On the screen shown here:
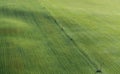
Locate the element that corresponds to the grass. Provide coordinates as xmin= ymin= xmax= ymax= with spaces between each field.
xmin=0 ymin=0 xmax=120 ymax=74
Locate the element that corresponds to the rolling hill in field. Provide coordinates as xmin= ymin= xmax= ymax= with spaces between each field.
xmin=0 ymin=0 xmax=120 ymax=74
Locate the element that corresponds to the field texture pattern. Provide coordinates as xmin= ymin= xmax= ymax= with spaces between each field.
xmin=0 ymin=0 xmax=120 ymax=74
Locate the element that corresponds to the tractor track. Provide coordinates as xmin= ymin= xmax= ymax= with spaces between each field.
xmin=41 ymin=6 xmax=99 ymax=71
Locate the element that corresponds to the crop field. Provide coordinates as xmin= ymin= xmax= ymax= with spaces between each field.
xmin=0 ymin=0 xmax=120 ymax=74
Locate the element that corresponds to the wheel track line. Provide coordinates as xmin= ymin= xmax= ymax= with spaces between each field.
xmin=53 ymin=16 xmax=98 ymax=70
xmin=41 ymin=6 xmax=98 ymax=70
xmin=31 ymin=14 xmax=69 ymax=71
xmin=32 ymin=14 xmax=88 ymax=72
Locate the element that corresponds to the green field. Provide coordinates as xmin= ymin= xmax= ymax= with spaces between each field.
xmin=0 ymin=0 xmax=120 ymax=74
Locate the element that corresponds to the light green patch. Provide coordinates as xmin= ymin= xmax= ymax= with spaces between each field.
xmin=0 ymin=18 xmax=32 ymax=29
